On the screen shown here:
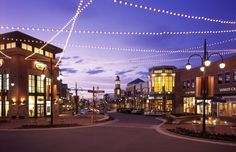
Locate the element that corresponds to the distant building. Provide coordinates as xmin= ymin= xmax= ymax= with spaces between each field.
xmin=0 ymin=31 xmax=62 ymax=118
xmin=114 ymin=75 xmax=121 ymax=97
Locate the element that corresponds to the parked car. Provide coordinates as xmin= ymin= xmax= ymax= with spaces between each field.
xmin=131 ymin=109 xmax=144 ymax=115
xmin=80 ymin=108 xmax=92 ymax=114
xmin=144 ymin=109 xmax=156 ymax=116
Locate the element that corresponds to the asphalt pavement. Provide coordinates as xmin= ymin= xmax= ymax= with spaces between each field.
xmin=0 ymin=112 xmax=235 ymax=152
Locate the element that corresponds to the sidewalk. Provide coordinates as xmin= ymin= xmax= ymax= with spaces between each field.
xmin=0 ymin=113 xmax=107 ymax=129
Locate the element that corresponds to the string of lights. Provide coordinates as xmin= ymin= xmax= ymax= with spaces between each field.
xmin=1 ymin=25 xmax=236 ymax=37
xmin=113 ymin=0 xmax=236 ymax=25
xmin=56 ymin=0 xmax=94 ymax=66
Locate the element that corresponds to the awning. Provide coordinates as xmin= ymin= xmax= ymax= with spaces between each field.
xmin=211 ymin=97 xmax=226 ymax=103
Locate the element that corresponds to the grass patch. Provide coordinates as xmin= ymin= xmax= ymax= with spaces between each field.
xmin=168 ymin=127 xmax=236 ymax=142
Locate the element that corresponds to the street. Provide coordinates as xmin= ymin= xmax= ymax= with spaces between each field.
xmin=0 ymin=113 xmax=235 ymax=152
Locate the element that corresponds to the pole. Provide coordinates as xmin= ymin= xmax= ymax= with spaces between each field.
xmin=202 ymin=39 xmax=207 ymax=132
xmin=75 ymin=82 xmax=78 ymax=114
xmin=92 ymin=86 xmax=95 ymax=123
xmin=50 ymin=58 xmax=53 ymax=125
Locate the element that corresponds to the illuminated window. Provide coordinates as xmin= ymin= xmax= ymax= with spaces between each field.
xmin=154 ymin=70 xmax=162 ymax=74
xmin=217 ymin=74 xmax=223 ymax=84
xmin=28 ymin=75 xmax=35 ymax=93
xmin=0 ymin=44 xmax=4 ymax=50
xmin=165 ymin=69 xmax=173 ymax=73
xmin=0 ymin=101 xmax=1 ymax=117
xmin=37 ymin=76 xmax=44 ymax=93
xmin=154 ymin=76 xmax=163 ymax=92
xmin=166 ymin=100 xmax=172 ymax=111
xmin=21 ymin=43 xmax=32 ymax=51
xmin=196 ymin=100 xmax=211 ymax=114
xmin=34 ymin=47 xmax=44 ymax=55
xmin=3 ymin=74 xmax=9 ymax=90
xmin=6 ymin=42 xmax=16 ymax=49
xmin=5 ymin=101 xmax=9 ymax=116
xmin=46 ymin=78 xmax=51 ymax=95
xmin=46 ymin=100 xmax=51 ymax=116
xmin=0 ymin=75 xmax=2 ymax=90
xmin=45 ymin=51 xmax=53 ymax=58
xmin=184 ymin=97 xmax=195 ymax=113
xmin=187 ymin=80 xmax=190 ymax=88
xmin=225 ymin=72 xmax=230 ymax=83
xmin=164 ymin=76 xmax=173 ymax=92
xmin=28 ymin=96 xmax=35 ymax=117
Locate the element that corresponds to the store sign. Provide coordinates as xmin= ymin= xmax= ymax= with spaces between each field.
xmin=185 ymin=91 xmax=195 ymax=95
xmin=35 ymin=61 xmax=47 ymax=70
xmin=219 ymin=87 xmax=236 ymax=92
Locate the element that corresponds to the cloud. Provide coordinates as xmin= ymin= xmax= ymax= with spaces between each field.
xmin=73 ymin=56 xmax=80 ymax=59
xmin=75 ymin=59 xmax=84 ymax=63
xmin=116 ymin=69 xmax=134 ymax=76
xmin=86 ymin=69 xmax=105 ymax=75
xmin=61 ymin=57 xmax=71 ymax=60
xmin=61 ymin=68 xmax=77 ymax=74
xmin=136 ymin=71 xmax=148 ymax=78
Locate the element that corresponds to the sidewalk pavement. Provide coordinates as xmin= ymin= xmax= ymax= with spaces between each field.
xmin=0 ymin=113 xmax=106 ymax=129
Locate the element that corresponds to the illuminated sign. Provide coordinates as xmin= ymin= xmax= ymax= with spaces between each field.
xmin=35 ymin=61 xmax=47 ymax=70
xmin=185 ymin=91 xmax=195 ymax=95
xmin=219 ymin=87 xmax=236 ymax=92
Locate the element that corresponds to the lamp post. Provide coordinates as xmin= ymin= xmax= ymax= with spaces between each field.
xmin=41 ymin=58 xmax=62 ymax=125
xmin=185 ymin=39 xmax=225 ymax=132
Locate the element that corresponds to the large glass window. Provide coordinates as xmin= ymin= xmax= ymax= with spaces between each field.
xmin=187 ymin=80 xmax=190 ymax=88
xmin=21 ymin=43 xmax=32 ymax=51
xmin=184 ymin=97 xmax=195 ymax=113
xmin=166 ymin=100 xmax=172 ymax=111
xmin=183 ymin=81 xmax=186 ymax=89
xmin=37 ymin=96 xmax=44 ymax=117
xmin=0 ymin=101 xmax=2 ymax=117
xmin=3 ymin=74 xmax=9 ymax=90
xmin=28 ymin=75 xmax=35 ymax=93
xmin=164 ymin=76 xmax=173 ymax=92
xmin=218 ymin=74 xmax=223 ymax=84
xmin=225 ymin=72 xmax=230 ymax=83
xmin=154 ymin=76 xmax=163 ymax=92
xmin=5 ymin=101 xmax=9 ymax=116
xmin=196 ymin=100 xmax=211 ymax=115
xmin=37 ymin=76 xmax=44 ymax=93
xmin=28 ymin=96 xmax=35 ymax=117
xmin=234 ymin=71 xmax=236 ymax=82
xmin=6 ymin=42 xmax=16 ymax=49
xmin=46 ymin=100 xmax=51 ymax=116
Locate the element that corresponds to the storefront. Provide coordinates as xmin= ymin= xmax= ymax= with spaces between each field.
xmin=148 ymin=95 xmax=174 ymax=112
xmin=183 ymin=97 xmax=195 ymax=113
xmin=217 ymin=96 xmax=236 ymax=117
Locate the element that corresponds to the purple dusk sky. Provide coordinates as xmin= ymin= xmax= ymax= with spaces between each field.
xmin=1 ymin=0 xmax=236 ymax=97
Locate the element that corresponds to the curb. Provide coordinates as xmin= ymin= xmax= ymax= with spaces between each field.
xmin=0 ymin=115 xmax=114 ymax=132
xmin=154 ymin=117 xmax=236 ymax=147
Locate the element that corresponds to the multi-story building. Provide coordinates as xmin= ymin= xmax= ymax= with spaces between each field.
xmin=0 ymin=31 xmax=62 ymax=119
xmin=125 ymin=78 xmax=149 ymax=109
xmin=175 ymin=56 xmax=236 ymax=119
xmin=148 ymin=66 xmax=176 ymax=112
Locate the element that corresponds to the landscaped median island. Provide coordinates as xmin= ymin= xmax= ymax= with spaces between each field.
xmin=167 ymin=127 xmax=236 ymax=142
xmin=159 ymin=113 xmax=236 ymax=143
xmin=18 ymin=123 xmax=80 ymax=129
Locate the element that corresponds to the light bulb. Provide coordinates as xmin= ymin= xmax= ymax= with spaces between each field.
xmin=186 ymin=63 xmax=191 ymax=70
xmin=219 ymin=62 xmax=225 ymax=69
xmin=200 ymin=66 xmax=205 ymax=72
xmin=204 ymin=60 xmax=211 ymax=66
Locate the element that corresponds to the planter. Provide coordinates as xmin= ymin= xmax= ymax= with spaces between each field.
xmin=192 ymin=123 xmax=201 ymax=132
xmin=230 ymin=126 xmax=236 ymax=135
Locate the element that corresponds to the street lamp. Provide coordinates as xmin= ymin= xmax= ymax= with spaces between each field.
xmin=41 ymin=58 xmax=62 ymax=125
xmin=185 ymin=39 xmax=225 ymax=132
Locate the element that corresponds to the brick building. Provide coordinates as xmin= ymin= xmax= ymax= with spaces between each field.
xmin=0 ymin=31 xmax=62 ymax=119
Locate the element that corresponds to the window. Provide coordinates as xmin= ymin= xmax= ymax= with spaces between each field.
xmin=225 ymin=72 xmax=230 ymax=83
xmin=165 ymin=69 xmax=173 ymax=73
xmin=187 ymin=80 xmax=190 ymax=88
xmin=154 ymin=70 xmax=162 ymax=74
xmin=3 ymin=74 xmax=9 ymax=90
xmin=191 ymin=79 xmax=195 ymax=88
xmin=234 ymin=71 xmax=236 ymax=82
xmin=21 ymin=43 xmax=32 ymax=51
xmin=46 ymin=100 xmax=51 ymax=116
xmin=28 ymin=96 xmax=35 ymax=117
xmin=0 ymin=44 xmax=4 ymax=50
xmin=183 ymin=81 xmax=186 ymax=89
xmin=218 ymin=74 xmax=223 ymax=84
xmin=34 ymin=47 xmax=44 ymax=55
xmin=28 ymin=75 xmax=35 ymax=93
xmin=0 ymin=75 xmax=2 ymax=90
xmin=37 ymin=76 xmax=44 ymax=93
xmin=166 ymin=100 xmax=172 ymax=111
xmin=45 ymin=51 xmax=53 ymax=58
xmin=184 ymin=97 xmax=195 ymax=113
xmin=164 ymin=76 xmax=173 ymax=92
xmin=6 ymin=42 xmax=16 ymax=49
xmin=154 ymin=76 xmax=163 ymax=92
xmin=46 ymin=78 xmax=51 ymax=95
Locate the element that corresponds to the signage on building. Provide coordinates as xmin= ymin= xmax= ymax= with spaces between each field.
xmin=148 ymin=96 xmax=163 ymax=100
xmin=185 ymin=91 xmax=195 ymax=95
xmin=219 ymin=87 xmax=236 ymax=93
